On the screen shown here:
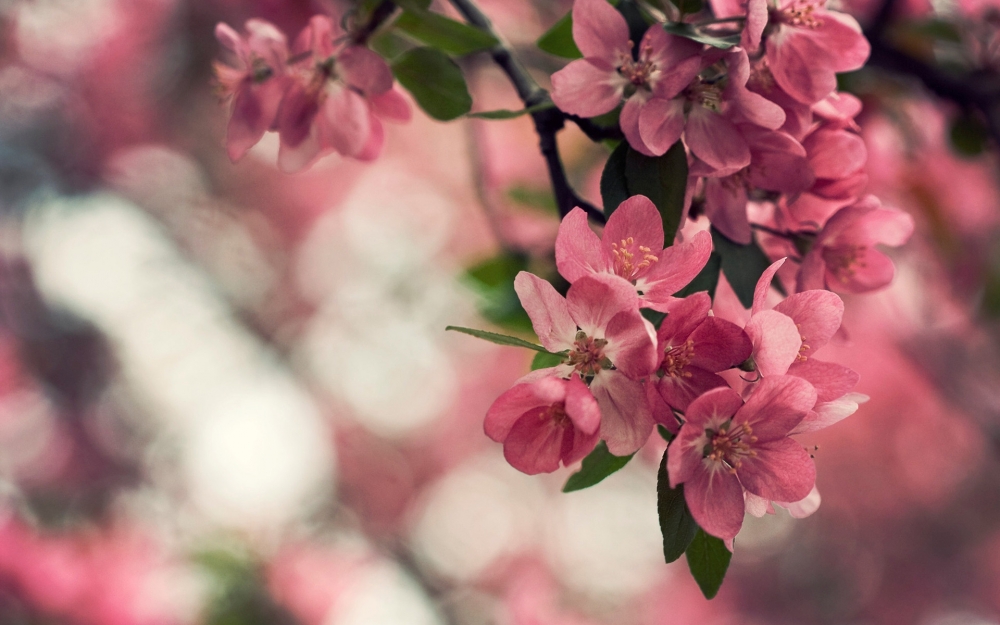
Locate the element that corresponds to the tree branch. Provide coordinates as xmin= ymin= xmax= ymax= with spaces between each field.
xmin=446 ymin=0 xmax=607 ymax=223
xmin=352 ymin=0 xmax=398 ymax=44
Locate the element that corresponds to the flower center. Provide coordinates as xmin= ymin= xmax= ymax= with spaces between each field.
xmin=796 ymin=323 xmax=811 ymax=361
xmin=541 ymin=403 xmax=570 ymax=427
xmin=611 ymin=237 xmax=658 ymax=282
xmin=704 ymin=421 xmax=758 ymax=473
xmin=567 ymin=331 xmax=611 ymax=376
xmin=684 ymin=78 xmax=724 ymax=112
xmin=774 ymin=0 xmax=823 ymax=28
xmin=659 ymin=339 xmax=695 ymax=378
xmin=824 ymin=244 xmax=868 ymax=282
xmin=617 ymin=42 xmax=658 ymax=89
xmin=251 ymin=56 xmax=274 ymax=82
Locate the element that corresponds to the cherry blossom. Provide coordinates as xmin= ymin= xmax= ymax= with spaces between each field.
xmin=667 ymin=375 xmax=817 ymax=540
xmin=652 ymin=293 xmax=753 ymax=423
xmin=485 ymin=374 xmax=601 ymax=474
xmin=798 ymin=196 xmax=915 ymax=293
xmin=555 ymin=196 xmax=712 ymax=310
xmin=214 ymin=20 xmax=290 ymax=162
xmin=514 ymin=271 xmax=659 ymax=455
xmin=276 ymin=16 xmax=410 ymax=172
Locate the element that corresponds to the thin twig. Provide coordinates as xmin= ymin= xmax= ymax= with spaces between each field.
xmin=446 ymin=0 xmax=607 ymax=223
xmin=352 ymin=0 xmax=398 ymax=44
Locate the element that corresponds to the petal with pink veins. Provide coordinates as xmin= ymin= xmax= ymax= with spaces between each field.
xmin=514 ymin=272 xmax=578 ymax=352
xmin=737 ymin=437 xmax=815 ymax=503
xmin=637 ymin=98 xmax=687 ymax=156
xmin=591 ymin=371 xmax=654 ymax=455
xmin=566 ymin=274 xmax=640 ymax=338
xmin=773 ymin=290 xmax=844 ymax=358
xmin=787 ymin=358 xmax=859 ymax=403
xmin=551 ymin=59 xmax=625 ymax=118
xmin=603 ymin=195 xmax=665 ymax=261
xmin=338 ymin=45 xmax=394 ymax=95
xmin=736 ymin=374 xmax=816 ymax=439
xmin=686 ymin=107 xmax=751 ymax=171
xmin=686 ymin=464 xmax=746 ymax=540
xmin=572 ymin=0 xmax=632 ymax=62
xmin=556 ymin=207 xmax=608 ymax=283
xmin=745 ymin=310 xmax=801 ymax=376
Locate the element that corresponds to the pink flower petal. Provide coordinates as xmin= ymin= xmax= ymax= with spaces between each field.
xmin=657 ymin=292 xmax=712 ymax=345
xmin=686 ymin=107 xmax=751 ymax=171
xmin=504 ymin=409 xmax=567 ymax=474
xmin=603 ymin=195 xmax=665 ymax=262
xmin=514 ymin=272 xmax=578 ymax=352
xmin=572 ymin=0 xmax=632 ymax=62
xmin=604 ymin=308 xmax=658 ymax=379
xmin=566 ymin=274 xmax=640 ymax=338
xmin=620 ymin=94 xmax=656 ymax=156
xmin=790 ymin=392 xmax=866 ymax=434
xmin=689 ymin=317 xmax=753 ymax=372
xmin=773 ymin=289 xmax=844 ymax=357
xmin=556 ymin=207 xmax=608 ymax=283
xmin=316 ymin=86 xmax=371 ymax=157
xmin=781 ymin=485 xmax=821 ymax=518
xmin=736 ymin=374 xmax=816 ymax=440
xmin=485 ymin=377 xmax=565 ymax=442
xmin=745 ymin=309 xmax=801 ymax=376
xmin=637 ymin=97 xmax=687 ymax=156
xmin=641 ymin=230 xmax=713 ymax=306
xmin=277 ymin=80 xmax=320 ymax=150
xmin=787 ymin=358 xmax=859 ymax=402
xmin=737 ymin=436 xmax=815 ymax=503
xmin=686 ymin=464 xmax=746 ymax=540
xmin=822 ymin=245 xmax=896 ymax=293
xmin=766 ymin=30 xmax=838 ymax=104
xmin=551 ymin=59 xmax=625 ymax=118
xmin=704 ymin=176 xmax=752 ymax=245
xmin=565 ymin=374 xmax=602 ymax=435
xmin=338 ymin=45 xmax=393 ymax=95
xmin=657 ymin=366 xmax=729 ymax=411
xmin=370 ymin=88 xmax=412 ymax=122
xmin=592 ymin=371 xmax=654 ymax=455
xmin=684 ymin=386 xmax=744 ymax=428
xmin=753 ymin=259 xmax=787 ymax=315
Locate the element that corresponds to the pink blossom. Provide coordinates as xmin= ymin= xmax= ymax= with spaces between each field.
xmin=698 ymin=124 xmax=814 ymax=244
xmin=667 ymin=375 xmax=817 ymax=540
xmin=798 ymin=196 xmax=915 ymax=293
xmin=623 ymin=48 xmax=786 ymax=168
xmin=555 ymin=196 xmax=712 ymax=310
xmin=276 ymin=15 xmax=410 ymax=172
xmin=550 ymin=0 xmax=703 ymax=136
xmin=485 ymin=374 xmax=601 ymax=474
xmin=514 ymin=271 xmax=659 ymax=454
xmin=214 ymin=20 xmax=290 ymax=162
xmin=652 ymin=292 xmax=753 ymax=422
xmin=764 ymin=0 xmax=871 ymax=104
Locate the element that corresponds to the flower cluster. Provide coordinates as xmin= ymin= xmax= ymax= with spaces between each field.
xmin=214 ymin=16 xmax=410 ymax=173
xmin=551 ymin=0 xmax=913 ymax=293
xmin=487 ymin=195 xmax=869 ymax=541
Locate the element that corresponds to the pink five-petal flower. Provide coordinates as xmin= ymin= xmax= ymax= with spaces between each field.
xmin=797 ymin=196 xmax=915 ymax=293
xmin=551 ymin=0 xmax=703 ymax=141
xmin=742 ymin=259 xmax=801 ymax=376
xmin=667 ymin=375 xmax=817 ymax=540
xmin=764 ymin=0 xmax=871 ymax=104
xmin=514 ymin=271 xmax=659 ymax=455
xmin=555 ymin=196 xmax=712 ymax=311
xmin=214 ymin=20 xmax=290 ymax=162
xmin=485 ymin=374 xmax=601 ymax=475
xmin=653 ymin=293 xmax=753 ymax=423
xmin=275 ymin=15 xmax=408 ymax=172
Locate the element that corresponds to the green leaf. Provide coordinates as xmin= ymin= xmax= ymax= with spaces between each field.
xmin=672 ymin=0 xmax=705 ymax=16
xmin=468 ymin=103 xmax=553 ymax=119
xmin=464 ymin=251 xmax=533 ymax=331
xmin=686 ymin=529 xmax=733 ymax=599
xmin=446 ymin=325 xmax=555 ymax=353
xmin=674 ymin=251 xmax=721 ymax=299
xmin=663 ymin=22 xmax=739 ymax=49
xmin=563 ymin=441 xmax=635 ymax=492
xmin=950 ymin=111 xmax=988 ymax=158
xmin=641 ymin=307 xmax=667 ymax=329
xmin=601 ymin=141 xmax=630 ymax=215
xmin=394 ymin=8 xmax=499 ymax=56
xmin=656 ymin=424 xmax=674 ymax=442
xmin=711 ymin=227 xmax=772 ymax=309
xmin=625 ymin=141 xmax=689 ymax=247
xmin=369 ymin=30 xmax=414 ymax=61
xmin=657 ymin=449 xmax=698 ymax=562
xmin=537 ymin=11 xmax=582 ymax=59
xmin=392 ymin=47 xmax=472 ymax=121
xmin=531 ymin=351 xmax=566 ymax=370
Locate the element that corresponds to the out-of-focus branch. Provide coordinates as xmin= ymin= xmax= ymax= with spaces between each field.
xmin=352 ymin=0 xmax=398 ymax=44
xmin=446 ymin=0 xmax=607 ymax=223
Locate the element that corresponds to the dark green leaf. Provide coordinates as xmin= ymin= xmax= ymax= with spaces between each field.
xmin=674 ymin=251 xmax=721 ymax=299
xmin=656 ymin=424 xmax=674 ymax=442
xmin=537 ymin=11 xmax=582 ymax=59
xmin=507 ymin=185 xmax=557 ymax=214
xmin=657 ymin=449 xmax=698 ymax=562
xmin=446 ymin=326 xmax=553 ymax=353
xmin=392 ymin=47 xmax=472 ymax=121
xmin=369 ymin=30 xmax=414 ymax=61
xmin=686 ymin=529 xmax=733 ymax=599
xmin=601 ymin=141 xmax=630 ymax=214
xmin=950 ymin=111 xmax=988 ymax=157
xmin=712 ymin=228 xmax=773 ymax=308
xmin=563 ymin=441 xmax=635 ymax=492
xmin=900 ymin=17 xmax=962 ymax=43
xmin=625 ymin=141 xmax=689 ymax=247
xmin=672 ymin=0 xmax=705 ymax=16
xmin=531 ymin=351 xmax=566 ymax=370
xmin=663 ymin=22 xmax=739 ymax=49
xmin=468 ymin=103 xmax=553 ymax=119
xmin=392 ymin=0 xmax=434 ymax=10
xmin=394 ymin=8 xmax=498 ymax=56
xmin=464 ymin=251 xmax=533 ymax=332
xmin=641 ymin=307 xmax=667 ymax=329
